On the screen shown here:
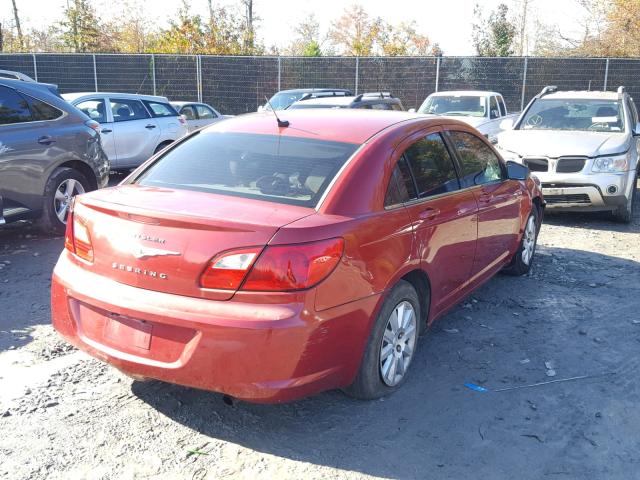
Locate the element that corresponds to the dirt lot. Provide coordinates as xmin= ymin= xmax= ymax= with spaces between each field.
xmin=1 ymin=188 xmax=639 ymax=480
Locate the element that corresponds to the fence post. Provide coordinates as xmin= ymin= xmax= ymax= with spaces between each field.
xmin=355 ymin=57 xmax=359 ymax=95
xmin=520 ymin=57 xmax=528 ymax=111
xmin=435 ymin=56 xmax=440 ymax=92
xmin=277 ymin=56 xmax=281 ymax=91
xmin=196 ymin=55 xmax=203 ymax=102
xmin=32 ymin=53 xmax=38 ymax=82
xmin=92 ymin=54 xmax=98 ymax=92
xmin=604 ymin=58 xmax=610 ymax=91
xmin=151 ymin=54 xmax=156 ymax=96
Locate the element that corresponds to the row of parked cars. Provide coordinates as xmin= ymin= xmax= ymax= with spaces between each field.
xmin=262 ymin=85 xmax=638 ymax=222
xmin=0 ymin=70 xmax=229 ymax=233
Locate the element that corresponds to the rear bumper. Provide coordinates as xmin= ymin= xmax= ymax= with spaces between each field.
xmin=51 ymin=252 xmax=379 ymax=403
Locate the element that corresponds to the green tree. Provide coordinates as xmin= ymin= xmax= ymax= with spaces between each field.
xmin=60 ymin=0 xmax=101 ymax=52
xmin=153 ymin=1 xmax=207 ymax=54
xmin=302 ymin=40 xmax=322 ymax=57
xmin=472 ymin=3 xmax=516 ymax=57
xmin=284 ymin=14 xmax=323 ymax=56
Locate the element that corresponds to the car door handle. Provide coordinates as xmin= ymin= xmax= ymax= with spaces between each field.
xmin=418 ymin=207 xmax=440 ymax=220
xmin=145 ymin=124 xmax=156 ymax=129
xmin=37 ymin=135 xmax=55 ymax=145
xmin=101 ymin=128 xmax=112 ymax=133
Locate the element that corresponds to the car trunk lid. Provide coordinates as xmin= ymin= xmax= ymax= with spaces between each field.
xmin=73 ymin=185 xmax=314 ymax=300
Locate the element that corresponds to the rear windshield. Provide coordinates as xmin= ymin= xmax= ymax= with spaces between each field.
xmin=418 ymin=95 xmax=486 ymax=117
xmin=135 ymin=132 xmax=359 ymax=207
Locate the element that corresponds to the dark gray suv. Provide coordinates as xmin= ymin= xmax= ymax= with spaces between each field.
xmin=0 ymin=78 xmax=109 ymax=234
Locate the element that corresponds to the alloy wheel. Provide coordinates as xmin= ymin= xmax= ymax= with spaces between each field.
xmin=54 ymin=178 xmax=85 ymax=224
xmin=521 ymin=215 xmax=537 ymax=265
xmin=379 ymin=300 xmax=417 ymax=387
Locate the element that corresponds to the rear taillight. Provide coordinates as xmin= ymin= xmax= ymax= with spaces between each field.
xmin=179 ymin=115 xmax=187 ymax=125
xmin=199 ymin=238 xmax=344 ymax=292
xmin=64 ymin=204 xmax=94 ymax=263
xmin=85 ymin=120 xmax=101 ymax=132
xmin=243 ymin=238 xmax=344 ymax=291
xmin=200 ymin=247 xmax=261 ymax=290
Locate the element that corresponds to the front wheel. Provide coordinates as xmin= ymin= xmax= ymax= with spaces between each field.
xmin=613 ymin=175 xmax=636 ymax=223
xmin=344 ymin=280 xmax=420 ymax=400
xmin=503 ymin=206 xmax=539 ymax=276
xmin=36 ymin=167 xmax=89 ymax=235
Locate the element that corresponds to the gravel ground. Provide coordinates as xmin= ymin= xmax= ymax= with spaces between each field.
xmin=0 ymin=186 xmax=639 ymax=480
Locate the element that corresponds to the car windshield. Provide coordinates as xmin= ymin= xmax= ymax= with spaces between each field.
xmin=135 ymin=132 xmax=359 ymax=207
xmin=418 ymin=96 xmax=486 ymax=117
xmin=265 ymin=92 xmax=306 ymax=111
xmin=520 ymin=98 xmax=625 ymax=132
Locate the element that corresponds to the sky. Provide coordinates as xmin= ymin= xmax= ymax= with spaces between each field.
xmin=1 ymin=0 xmax=588 ymax=55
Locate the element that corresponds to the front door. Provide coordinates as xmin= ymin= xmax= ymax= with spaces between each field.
xmin=447 ymin=130 xmax=522 ymax=279
xmin=395 ymin=131 xmax=478 ymax=314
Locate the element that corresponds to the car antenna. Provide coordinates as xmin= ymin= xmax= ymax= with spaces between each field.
xmin=264 ymin=96 xmax=289 ymax=128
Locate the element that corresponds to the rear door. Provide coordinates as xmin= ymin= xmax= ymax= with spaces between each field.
xmin=109 ymin=97 xmax=159 ymax=168
xmin=396 ymin=130 xmax=478 ymax=312
xmin=0 ymin=85 xmax=63 ymax=215
xmin=447 ymin=130 xmax=522 ymax=279
xmin=74 ymin=96 xmax=116 ymax=162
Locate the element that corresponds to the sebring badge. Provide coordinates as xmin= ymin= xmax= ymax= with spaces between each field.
xmin=111 ymin=262 xmax=169 ymax=279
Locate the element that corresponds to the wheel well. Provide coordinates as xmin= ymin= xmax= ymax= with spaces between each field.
xmin=57 ymin=161 xmax=98 ymax=191
xmin=155 ymin=140 xmax=174 ymax=152
xmin=401 ymin=269 xmax=431 ymax=327
xmin=532 ymin=196 xmax=544 ymax=227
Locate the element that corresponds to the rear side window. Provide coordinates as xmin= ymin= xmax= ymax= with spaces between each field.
xmin=384 ymin=157 xmax=417 ymax=207
xmin=196 ymin=105 xmax=217 ymax=119
xmin=24 ymin=94 xmax=63 ymax=121
xmin=448 ymin=131 xmax=503 ymax=188
xmin=76 ymin=99 xmax=107 ymax=122
xmin=136 ymin=132 xmax=359 ymax=208
xmin=144 ymin=101 xmax=178 ymax=118
xmin=110 ymin=98 xmax=149 ymax=122
xmin=403 ymin=133 xmax=460 ymax=198
xmin=0 ymin=85 xmax=32 ymax=124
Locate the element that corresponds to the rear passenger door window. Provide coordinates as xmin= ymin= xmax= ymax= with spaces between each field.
xmin=403 ymin=133 xmax=460 ymax=198
xmin=448 ymin=131 xmax=503 ymax=188
xmin=143 ymin=101 xmax=176 ymax=118
xmin=0 ymin=86 xmax=32 ymax=124
xmin=110 ymin=99 xmax=150 ymax=122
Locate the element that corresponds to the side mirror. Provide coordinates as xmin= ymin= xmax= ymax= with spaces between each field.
xmin=506 ymin=160 xmax=529 ymax=181
xmin=634 ymin=122 xmax=640 ymax=136
xmin=499 ymin=118 xmax=514 ymax=130
xmin=408 ymin=108 xmax=416 ymax=113
xmin=257 ymin=105 xmax=265 ymax=113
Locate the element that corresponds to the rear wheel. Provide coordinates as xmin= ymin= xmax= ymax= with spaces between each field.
xmin=613 ymin=175 xmax=637 ymax=223
xmin=503 ymin=206 xmax=539 ymax=276
xmin=154 ymin=141 xmax=173 ymax=155
xmin=36 ymin=167 xmax=88 ymax=235
xmin=345 ymin=280 xmax=420 ymax=400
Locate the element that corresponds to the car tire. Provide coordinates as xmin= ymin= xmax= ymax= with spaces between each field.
xmin=36 ymin=167 xmax=89 ymax=235
xmin=154 ymin=141 xmax=173 ymax=155
xmin=503 ymin=206 xmax=540 ymax=276
xmin=344 ymin=280 xmax=421 ymax=400
xmin=613 ymin=174 xmax=637 ymax=224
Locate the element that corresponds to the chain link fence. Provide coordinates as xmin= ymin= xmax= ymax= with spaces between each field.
xmin=1 ymin=53 xmax=639 ymax=114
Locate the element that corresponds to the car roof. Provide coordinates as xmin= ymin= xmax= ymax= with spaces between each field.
xmin=429 ymin=90 xmax=501 ymax=97
xmin=171 ymin=101 xmax=209 ymax=106
xmin=206 ymin=109 xmax=431 ymax=144
xmin=277 ymin=88 xmax=352 ymax=94
xmin=541 ymin=90 xmax=620 ymax=101
xmin=62 ymin=92 xmax=170 ymax=102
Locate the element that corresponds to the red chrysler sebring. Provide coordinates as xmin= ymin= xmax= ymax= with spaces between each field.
xmin=52 ymin=109 xmax=543 ymax=403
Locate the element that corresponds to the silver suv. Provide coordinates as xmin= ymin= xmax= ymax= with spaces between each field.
xmin=498 ymin=86 xmax=638 ymax=222
xmin=63 ymin=92 xmax=188 ymax=170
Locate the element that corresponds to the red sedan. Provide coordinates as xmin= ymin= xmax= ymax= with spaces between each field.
xmin=52 ymin=109 xmax=543 ymax=403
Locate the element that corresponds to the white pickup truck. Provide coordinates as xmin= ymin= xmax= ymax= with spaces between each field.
xmin=413 ymin=91 xmax=519 ymax=141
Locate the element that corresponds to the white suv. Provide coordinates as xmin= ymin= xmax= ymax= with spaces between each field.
xmin=63 ymin=92 xmax=188 ymax=170
xmin=498 ymin=86 xmax=638 ymax=222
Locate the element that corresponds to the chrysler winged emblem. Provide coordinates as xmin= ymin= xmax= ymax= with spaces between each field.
xmin=131 ymin=245 xmax=181 ymax=260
